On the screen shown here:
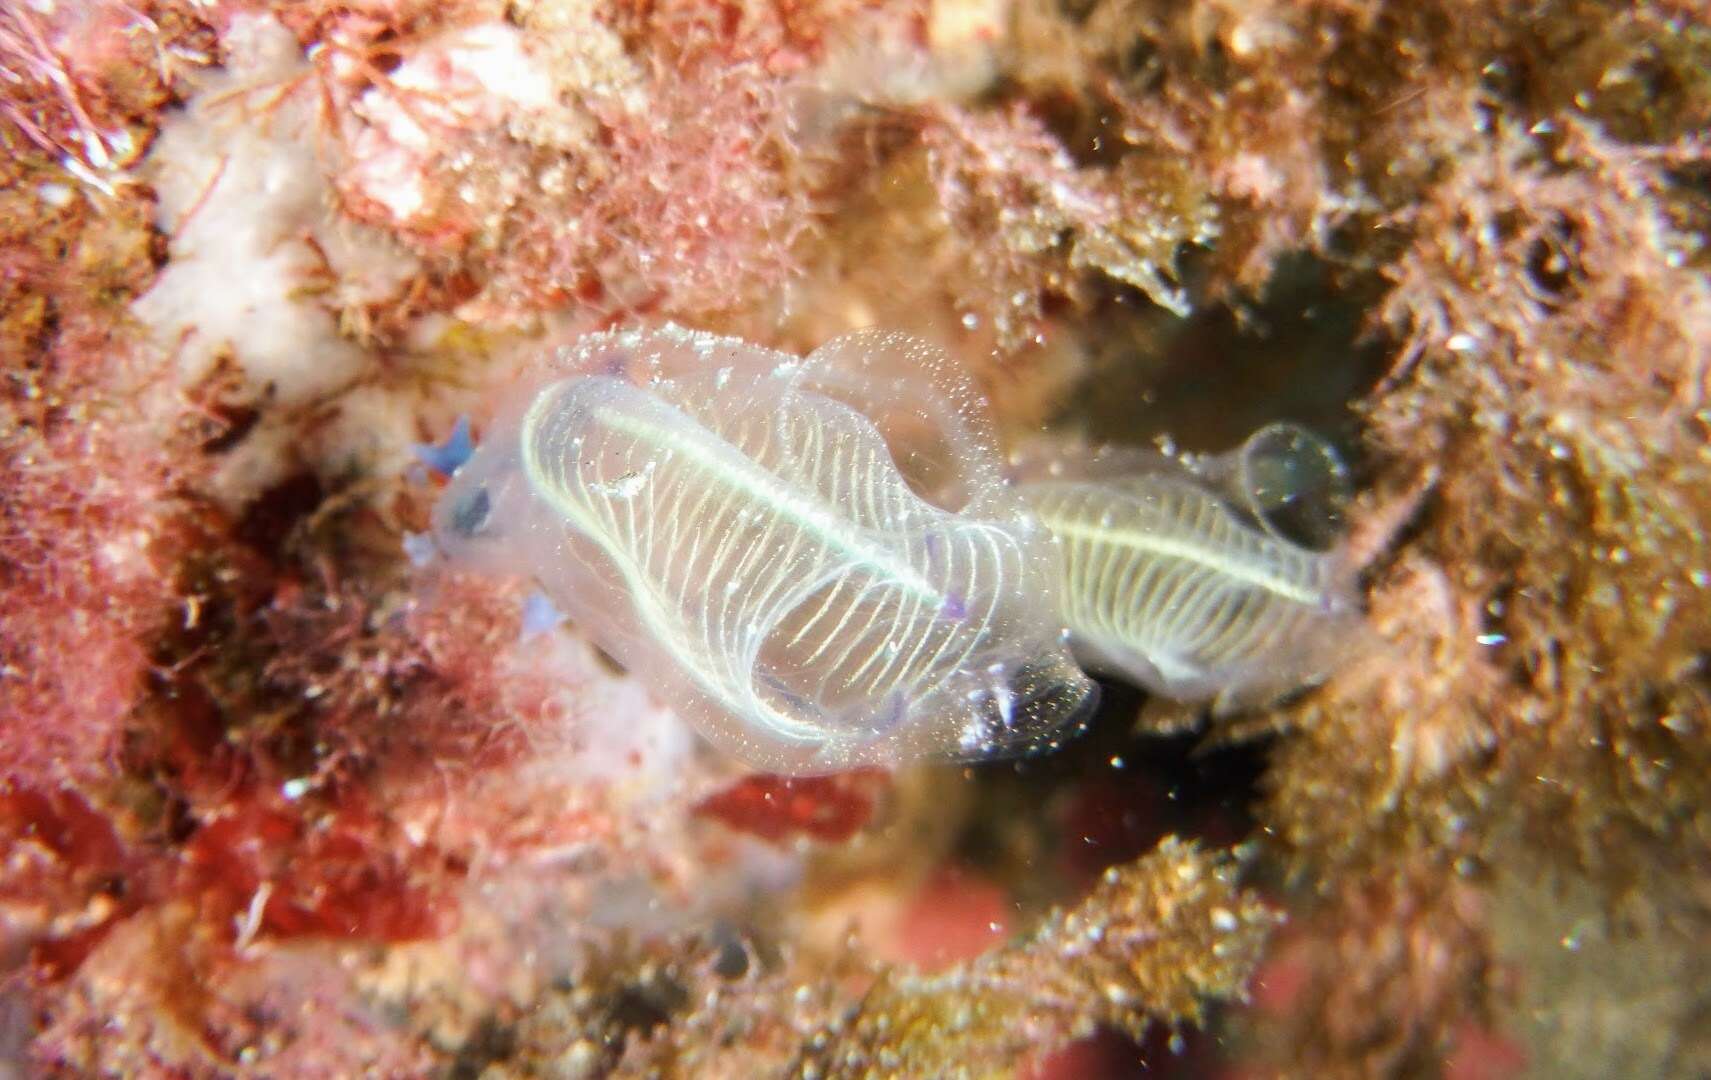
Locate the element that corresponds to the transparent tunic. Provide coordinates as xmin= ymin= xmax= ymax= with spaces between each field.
xmin=432 ymin=326 xmax=1096 ymax=774
xmin=1012 ymin=424 xmax=1363 ymax=715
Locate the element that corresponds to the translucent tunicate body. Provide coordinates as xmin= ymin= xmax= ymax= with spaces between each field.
xmin=432 ymin=326 xmax=1095 ymax=773
xmin=1013 ymin=425 xmax=1361 ymax=714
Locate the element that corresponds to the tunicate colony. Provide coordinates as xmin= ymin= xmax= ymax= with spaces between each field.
xmin=429 ymin=327 xmax=1359 ymax=774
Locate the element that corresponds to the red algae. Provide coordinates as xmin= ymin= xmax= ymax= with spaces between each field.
xmin=0 ymin=427 xmax=167 ymax=778
xmin=0 ymin=785 xmax=145 ymax=980
xmin=257 ymin=0 xmax=817 ymax=325
xmin=0 ymin=1 xmax=214 ymax=179
xmin=695 ymin=769 xmax=890 ymax=845
xmin=0 ymin=217 xmax=198 ymax=797
xmin=181 ymin=790 xmax=456 ymax=944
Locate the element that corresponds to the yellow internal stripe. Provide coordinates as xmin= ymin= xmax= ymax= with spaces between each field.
xmin=1041 ymin=513 xmax=1323 ymax=607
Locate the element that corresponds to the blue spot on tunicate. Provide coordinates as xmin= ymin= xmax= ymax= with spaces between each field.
xmin=520 ymin=589 xmax=567 ymax=640
xmin=413 ymin=415 xmax=474 ymax=477
xmin=401 ymin=531 xmax=438 ymax=567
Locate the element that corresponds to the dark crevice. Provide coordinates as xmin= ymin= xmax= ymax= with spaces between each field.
xmin=1072 ymin=252 xmax=1394 ymax=459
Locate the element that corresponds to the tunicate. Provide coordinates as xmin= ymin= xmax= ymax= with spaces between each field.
xmin=433 ymin=326 xmax=1095 ymax=773
xmin=1013 ymin=424 xmax=1361 ymax=713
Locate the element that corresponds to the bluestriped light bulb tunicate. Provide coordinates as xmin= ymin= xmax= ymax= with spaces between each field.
xmin=431 ymin=326 xmax=1096 ymax=774
xmin=1012 ymin=424 xmax=1362 ymax=714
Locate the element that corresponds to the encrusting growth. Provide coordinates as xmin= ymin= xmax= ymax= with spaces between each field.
xmin=612 ymin=838 xmax=1275 ymax=1078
